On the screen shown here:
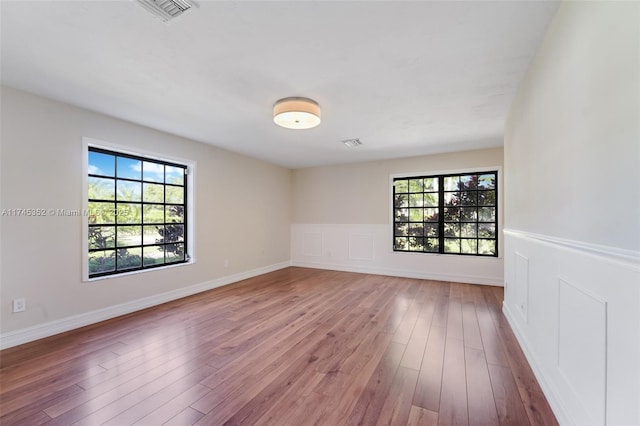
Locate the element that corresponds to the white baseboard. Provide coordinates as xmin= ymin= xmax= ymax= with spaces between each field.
xmin=503 ymin=302 xmax=573 ymax=426
xmin=292 ymin=260 xmax=503 ymax=286
xmin=0 ymin=261 xmax=291 ymax=350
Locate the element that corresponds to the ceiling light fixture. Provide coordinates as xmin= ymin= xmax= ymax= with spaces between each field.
xmin=273 ymin=97 xmax=321 ymax=130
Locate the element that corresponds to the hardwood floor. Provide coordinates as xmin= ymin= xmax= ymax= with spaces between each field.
xmin=0 ymin=267 xmax=557 ymax=425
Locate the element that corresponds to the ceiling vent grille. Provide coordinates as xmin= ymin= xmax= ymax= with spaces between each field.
xmin=135 ymin=0 xmax=193 ymax=22
xmin=342 ymin=138 xmax=363 ymax=148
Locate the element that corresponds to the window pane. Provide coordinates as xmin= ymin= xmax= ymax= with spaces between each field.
xmin=143 ymin=161 xmax=165 ymax=182
xmin=460 ymin=175 xmax=477 ymax=190
xmin=142 ymin=225 xmax=164 ymax=245
xmin=394 ymin=237 xmax=408 ymax=250
xmin=478 ymin=190 xmax=496 ymax=206
xmin=424 ymin=192 xmax=438 ymax=207
xmin=479 ymin=239 xmax=496 ymax=255
xmin=144 ymin=225 xmax=162 ymax=245
xmin=166 ymin=206 xmax=184 ymax=223
xmin=117 ymin=247 xmax=142 ymax=271
xmin=408 ymin=237 xmax=424 ymax=251
xmin=409 ymin=193 xmax=423 ymax=207
xmin=444 ymin=192 xmax=459 ymax=206
xmin=479 ymin=224 xmax=496 ymax=238
xmin=161 ymin=224 xmax=184 ymax=243
xmin=423 ymin=178 xmax=438 ymax=191
xmin=166 ymin=243 xmax=184 ymax=263
xmin=117 ymin=203 xmax=141 ymax=224
xmin=88 ymin=177 xmax=115 ymax=200
xmin=460 ymin=207 xmax=477 ymax=222
xmin=425 ymin=223 xmax=438 ymax=237
xmin=478 ymin=207 xmax=495 ymax=222
xmin=460 ymin=191 xmax=477 ymax=206
xmin=165 ymin=186 xmax=184 ymax=204
xmin=394 ymin=208 xmax=408 ymax=222
xmin=424 ymin=208 xmax=439 ymax=222
xmin=409 ymin=208 xmax=423 ymax=222
xmin=425 ymin=238 xmax=439 ymax=252
xmin=408 ymin=223 xmax=424 ymax=237
xmin=444 ymin=223 xmax=460 ymax=237
xmin=461 ymin=239 xmax=478 ymax=254
xmin=143 ymin=245 xmax=165 ymax=266
xmin=89 ymin=226 xmax=115 ymax=249
xmin=443 ymin=207 xmax=460 ymax=222
xmin=444 ymin=176 xmax=459 ymax=191
xmin=409 ymin=179 xmax=423 ymax=192
xmin=165 ymin=166 xmax=184 ymax=185
xmin=444 ymin=238 xmax=461 ymax=253
xmin=143 ymin=204 xmax=164 ymax=224
xmin=478 ymin=174 xmax=496 ymax=189
xmin=88 ymin=152 xmax=115 ymax=177
xmin=461 ymin=223 xmax=477 ymax=238
xmin=395 ymin=223 xmax=408 ymax=236
xmin=394 ymin=180 xmax=408 ymax=193
xmin=89 ymin=250 xmax=115 ymax=274
xmin=116 ymin=225 xmax=141 ymax=247
xmin=394 ymin=194 xmax=408 ymax=208
xmin=117 ymin=180 xmax=141 ymax=202
xmin=117 ymin=157 xmax=141 ymax=180
xmin=88 ymin=202 xmax=115 ymax=224
xmin=143 ymin=183 xmax=164 ymax=203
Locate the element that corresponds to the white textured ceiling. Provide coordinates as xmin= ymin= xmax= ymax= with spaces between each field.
xmin=1 ymin=0 xmax=558 ymax=168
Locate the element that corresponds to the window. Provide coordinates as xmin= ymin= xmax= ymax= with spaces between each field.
xmin=393 ymin=171 xmax=498 ymax=256
xmin=87 ymin=147 xmax=188 ymax=278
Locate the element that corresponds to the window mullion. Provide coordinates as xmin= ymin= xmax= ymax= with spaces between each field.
xmin=438 ymin=176 xmax=445 ymax=254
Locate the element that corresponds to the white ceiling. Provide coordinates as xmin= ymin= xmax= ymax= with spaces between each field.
xmin=1 ymin=0 xmax=558 ymax=169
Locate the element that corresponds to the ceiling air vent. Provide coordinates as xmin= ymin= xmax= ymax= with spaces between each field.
xmin=342 ymin=138 xmax=363 ymax=148
xmin=135 ymin=0 xmax=193 ymax=22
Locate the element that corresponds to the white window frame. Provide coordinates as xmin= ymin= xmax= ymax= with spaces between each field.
xmin=82 ymin=137 xmax=196 ymax=281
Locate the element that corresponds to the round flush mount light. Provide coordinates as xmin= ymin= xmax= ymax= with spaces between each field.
xmin=273 ymin=97 xmax=321 ymax=130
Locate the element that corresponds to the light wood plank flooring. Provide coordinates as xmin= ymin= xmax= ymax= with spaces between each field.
xmin=0 ymin=267 xmax=557 ymax=425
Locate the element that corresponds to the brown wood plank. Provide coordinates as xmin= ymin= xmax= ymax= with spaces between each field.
xmin=376 ymin=366 xmax=419 ymax=426
xmin=465 ymin=347 xmax=499 ymax=426
xmin=437 ymin=336 xmax=468 ymax=426
xmin=131 ymin=384 xmax=211 ymax=426
xmin=488 ymin=363 xmax=531 ymax=426
xmin=412 ymin=325 xmax=446 ymax=411
xmin=408 ymin=405 xmax=439 ymax=426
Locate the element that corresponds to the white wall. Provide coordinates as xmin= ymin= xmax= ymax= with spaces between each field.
xmin=0 ymin=87 xmax=292 ymax=348
xmin=291 ymin=148 xmax=504 ymax=285
xmin=503 ymin=2 xmax=640 ymax=425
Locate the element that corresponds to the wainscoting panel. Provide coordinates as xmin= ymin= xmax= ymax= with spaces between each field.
xmin=557 ymin=279 xmax=607 ymax=425
xmin=291 ymin=224 xmax=504 ymax=286
xmin=514 ymin=252 xmax=529 ymax=323
xmin=503 ymin=229 xmax=639 ymax=426
xmin=349 ymin=233 xmax=375 ymax=260
xmin=302 ymin=232 xmax=323 ymax=257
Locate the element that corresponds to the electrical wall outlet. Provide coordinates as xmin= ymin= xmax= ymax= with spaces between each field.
xmin=13 ymin=298 xmax=26 ymax=313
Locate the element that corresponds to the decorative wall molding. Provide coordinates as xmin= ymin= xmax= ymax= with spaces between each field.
xmin=504 ymin=228 xmax=640 ymax=269
xmin=504 ymin=230 xmax=639 ymax=425
xmin=0 ymin=261 xmax=291 ymax=350
xmin=302 ymin=232 xmax=323 ymax=257
xmin=348 ymin=233 xmax=375 ymax=261
xmin=292 ymin=224 xmax=504 ymax=287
